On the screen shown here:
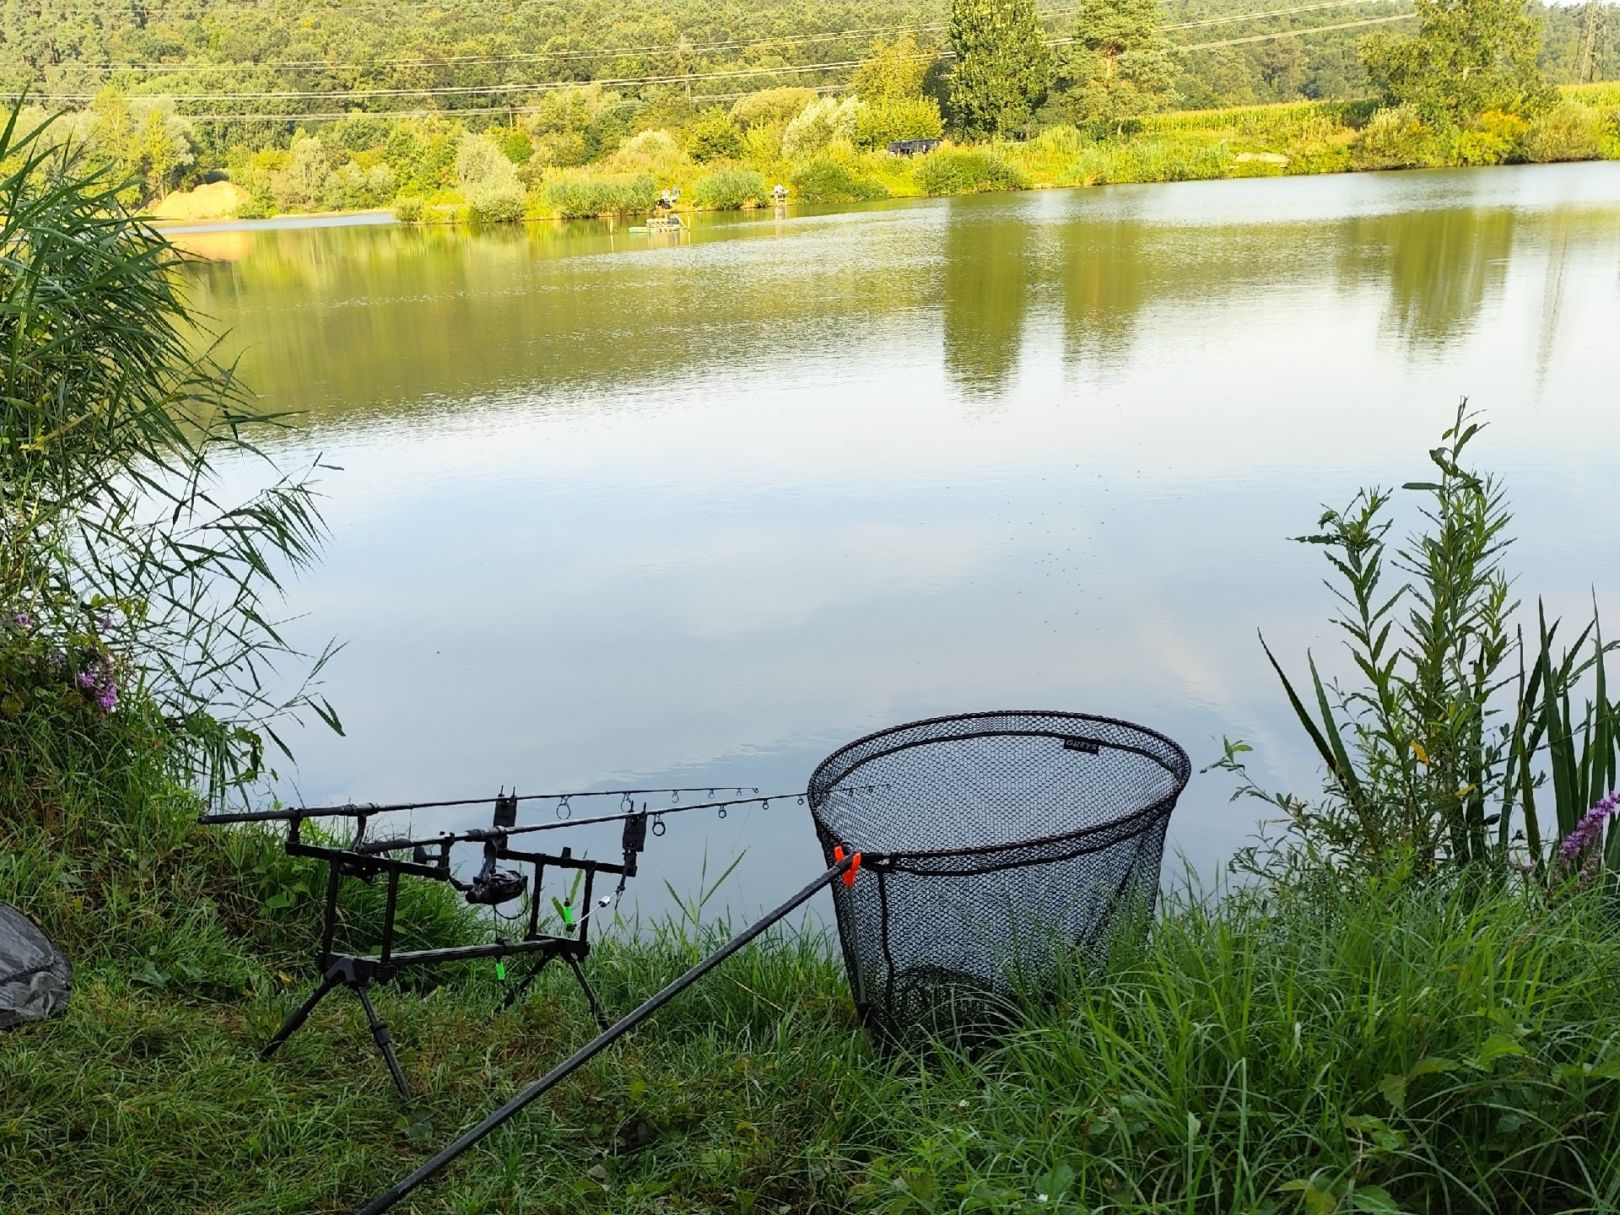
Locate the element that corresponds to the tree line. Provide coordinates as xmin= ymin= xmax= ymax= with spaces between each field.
xmin=0 ymin=0 xmax=1614 ymax=209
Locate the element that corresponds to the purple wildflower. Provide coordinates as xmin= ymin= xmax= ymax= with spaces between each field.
xmin=14 ymin=611 xmax=31 ymax=629
xmin=74 ymin=657 xmax=120 ymax=713
xmin=1556 ymin=790 xmax=1619 ymax=877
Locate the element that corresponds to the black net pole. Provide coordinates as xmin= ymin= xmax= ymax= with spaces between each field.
xmin=351 ymin=854 xmax=856 ymax=1215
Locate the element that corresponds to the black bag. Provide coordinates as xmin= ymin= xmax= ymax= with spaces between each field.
xmin=0 ymin=902 xmax=72 ymax=1029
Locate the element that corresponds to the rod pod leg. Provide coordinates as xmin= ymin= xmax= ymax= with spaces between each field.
xmin=562 ymin=951 xmax=610 ymax=1031
xmin=353 ymin=983 xmax=413 ymax=1101
xmin=497 ymin=952 xmax=559 ymax=1013
xmin=261 ymin=972 xmax=340 ymax=1060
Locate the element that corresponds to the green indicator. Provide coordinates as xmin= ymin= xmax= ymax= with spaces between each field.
xmin=495 ymin=960 xmax=507 ymax=981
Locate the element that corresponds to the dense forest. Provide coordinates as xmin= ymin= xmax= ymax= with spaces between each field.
xmin=0 ymin=0 xmax=1616 ymax=215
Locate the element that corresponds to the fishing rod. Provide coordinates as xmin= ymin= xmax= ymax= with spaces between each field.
xmin=207 ymin=778 xmax=881 ymax=1098
xmin=197 ymin=785 xmax=765 ymax=824
xmin=348 ymin=790 xmax=823 ymax=856
xmin=352 ymin=850 xmax=862 ymax=1215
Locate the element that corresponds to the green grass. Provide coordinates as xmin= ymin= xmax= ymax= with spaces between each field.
xmin=9 ymin=764 xmax=1620 ymax=1215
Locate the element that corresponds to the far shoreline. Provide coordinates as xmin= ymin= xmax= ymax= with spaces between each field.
xmin=149 ymin=157 xmax=1620 ymax=238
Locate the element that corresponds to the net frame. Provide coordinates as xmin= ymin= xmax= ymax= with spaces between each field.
xmin=807 ymin=710 xmax=1190 ymax=1046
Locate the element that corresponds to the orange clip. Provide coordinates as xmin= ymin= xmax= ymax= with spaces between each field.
xmin=833 ymin=846 xmax=862 ymax=888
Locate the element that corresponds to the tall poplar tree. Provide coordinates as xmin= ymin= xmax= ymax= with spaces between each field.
xmin=948 ymin=0 xmax=1053 ymax=138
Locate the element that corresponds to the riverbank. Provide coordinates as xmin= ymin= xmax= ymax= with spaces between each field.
xmin=147 ymin=84 xmax=1620 ymax=229
xmin=9 ymin=778 xmax=1620 ymax=1214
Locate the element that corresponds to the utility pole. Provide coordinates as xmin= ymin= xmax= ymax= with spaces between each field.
xmin=1577 ymin=0 xmax=1605 ymax=85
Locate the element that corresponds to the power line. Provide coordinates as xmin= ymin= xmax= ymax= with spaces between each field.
xmin=1175 ymin=10 xmax=1411 ymax=48
xmin=16 ymin=5 xmax=1413 ymax=108
xmin=33 ymin=0 xmax=1388 ymax=75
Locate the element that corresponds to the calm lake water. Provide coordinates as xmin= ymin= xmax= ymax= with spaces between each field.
xmin=181 ymin=163 xmax=1620 ymax=919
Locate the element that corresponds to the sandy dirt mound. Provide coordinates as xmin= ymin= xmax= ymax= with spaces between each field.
xmin=150 ymin=180 xmax=251 ymax=221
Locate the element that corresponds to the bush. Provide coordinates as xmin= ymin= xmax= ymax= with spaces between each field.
xmin=1351 ymin=105 xmax=1441 ymax=171
xmin=383 ymin=123 xmax=459 ymax=195
xmin=781 ymin=97 xmax=862 ymax=160
xmin=912 ymin=147 xmax=1025 ymax=195
xmin=685 ymin=107 xmax=744 ymax=162
xmin=1523 ymin=103 xmax=1604 ymax=163
xmin=391 ymin=194 xmax=424 ymax=222
xmin=321 ymin=160 xmax=396 ymax=210
xmin=1031 ymin=124 xmax=1088 ymax=156
xmin=1452 ymin=109 xmax=1528 ymax=166
xmin=269 ymin=132 xmax=334 ymax=211
xmin=543 ymin=170 xmax=658 ymax=216
xmin=854 ymin=96 xmax=945 ymax=150
xmin=1602 ymin=109 xmax=1620 ymax=160
xmin=729 ymin=86 xmax=819 ymax=131
xmin=789 ymin=155 xmax=890 ymax=204
xmin=498 ymin=126 xmax=534 ymax=165
xmin=466 ymin=183 xmax=527 ymax=223
xmin=608 ymin=128 xmax=681 ymax=173
xmin=693 ymin=167 xmax=767 ymax=210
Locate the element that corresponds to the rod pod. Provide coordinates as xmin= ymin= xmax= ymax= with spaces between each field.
xmin=353 ymin=853 xmax=857 ymax=1215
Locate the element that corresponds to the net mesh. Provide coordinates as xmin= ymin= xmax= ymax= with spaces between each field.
xmin=807 ymin=710 xmax=1190 ymax=1047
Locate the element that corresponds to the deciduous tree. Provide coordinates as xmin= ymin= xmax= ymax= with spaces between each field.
xmin=1052 ymin=0 xmax=1178 ymax=132
xmin=948 ymin=0 xmax=1053 ymax=137
xmin=1361 ymin=0 xmax=1555 ymax=126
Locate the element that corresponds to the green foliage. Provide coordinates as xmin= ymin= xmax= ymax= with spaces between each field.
xmin=391 ymin=194 xmax=424 ymax=223
xmin=381 ymin=122 xmax=461 ymax=196
xmin=854 ymin=95 xmax=946 ymax=149
xmin=604 ymin=128 xmax=682 ymax=174
xmin=542 ymin=170 xmax=657 ymax=216
xmin=1051 ymin=0 xmax=1180 ymax=133
xmin=498 ymin=126 xmax=535 ymax=166
xmin=728 ymin=87 xmax=820 ymax=132
xmin=1352 ymin=104 xmax=1444 ymax=169
xmin=912 ymin=147 xmax=1026 ymax=194
xmin=781 ymin=96 xmax=862 ymax=160
xmin=1217 ymin=406 xmax=1620 ymax=884
xmin=10 ymin=823 xmax=1620 ymax=1214
xmin=789 ymin=154 xmax=890 ymax=203
xmin=1523 ymin=100 xmax=1607 ymax=160
xmin=270 ymin=132 xmax=334 ymax=211
xmin=1451 ymin=108 xmax=1531 ymax=163
xmin=1361 ymin=0 xmax=1558 ymax=126
xmin=947 ymin=0 xmax=1054 ymax=137
xmin=1073 ymin=134 xmax=1234 ymax=183
xmin=684 ymin=107 xmax=744 ymax=162
xmin=0 ymin=104 xmax=338 ymax=805
xmin=455 ymin=130 xmax=526 ymax=221
xmin=867 ymin=876 xmax=1620 ymax=1215
xmin=322 ymin=160 xmax=396 ymax=210
xmin=522 ymin=85 xmax=631 ymax=167
xmin=692 ymin=167 xmax=767 ymax=209
xmin=852 ymin=33 xmax=936 ymax=102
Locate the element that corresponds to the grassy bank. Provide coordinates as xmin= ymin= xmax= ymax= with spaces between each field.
xmin=8 ymin=785 xmax=1620 ymax=1214
xmin=133 ymin=84 xmax=1620 ymax=228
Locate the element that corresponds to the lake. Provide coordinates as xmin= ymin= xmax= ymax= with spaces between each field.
xmin=180 ymin=162 xmax=1620 ymax=919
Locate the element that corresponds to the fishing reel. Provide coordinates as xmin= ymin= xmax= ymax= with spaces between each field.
xmin=466 ymin=846 xmax=526 ymax=906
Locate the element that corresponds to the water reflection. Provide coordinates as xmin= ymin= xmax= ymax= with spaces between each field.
xmin=184 ymin=163 xmax=1620 ymax=917
xmin=942 ymin=198 xmax=1034 ymax=398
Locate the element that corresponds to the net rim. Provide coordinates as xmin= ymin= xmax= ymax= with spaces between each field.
xmin=806 ymin=709 xmax=1191 ymax=866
